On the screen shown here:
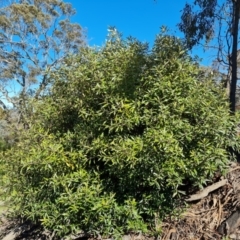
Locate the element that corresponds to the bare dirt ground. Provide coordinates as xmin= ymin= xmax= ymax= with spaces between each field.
xmin=1 ymin=162 xmax=240 ymax=240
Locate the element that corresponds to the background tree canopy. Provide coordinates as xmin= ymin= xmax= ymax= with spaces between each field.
xmin=1 ymin=29 xmax=240 ymax=238
xmin=0 ymin=0 xmax=84 ymax=126
xmin=179 ymin=0 xmax=240 ymax=113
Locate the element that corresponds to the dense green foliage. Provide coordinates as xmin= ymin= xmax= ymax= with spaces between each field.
xmin=1 ymin=30 xmax=240 ymax=238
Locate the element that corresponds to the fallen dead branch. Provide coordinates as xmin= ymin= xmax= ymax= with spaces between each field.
xmin=186 ymin=179 xmax=228 ymax=202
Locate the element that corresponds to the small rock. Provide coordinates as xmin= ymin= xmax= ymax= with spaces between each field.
xmin=2 ymin=230 xmax=18 ymax=240
xmin=122 ymin=235 xmax=131 ymax=240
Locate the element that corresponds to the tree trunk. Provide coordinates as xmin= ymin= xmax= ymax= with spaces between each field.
xmin=230 ymin=0 xmax=240 ymax=113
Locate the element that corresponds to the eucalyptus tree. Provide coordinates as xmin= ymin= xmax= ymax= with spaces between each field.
xmin=0 ymin=0 xmax=84 ymax=126
xmin=179 ymin=0 xmax=240 ymax=113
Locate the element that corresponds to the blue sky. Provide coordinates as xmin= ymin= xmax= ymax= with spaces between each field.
xmin=69 ymin=0 xmax=185 ymax=46
xmin=68 ymin=0 xmax=214 ymax=66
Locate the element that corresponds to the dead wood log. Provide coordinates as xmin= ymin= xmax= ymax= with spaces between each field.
xmin=186 ymin=179 xmax=228 ymax=202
